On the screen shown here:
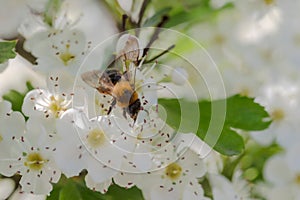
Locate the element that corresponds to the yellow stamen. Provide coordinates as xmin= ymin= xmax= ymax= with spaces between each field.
xmin=59 ymin=44 xmax=75 ymax=66
xmin=24 ymin=152 xmax=47 ymax=171
xmin=271 ymin=109 xmax=285 ymax=121
xmin=87 ymin=128 xmax=106 ymax=148
xmin=165 ymin=163 xmax=182 ymax=181
xmin=264 ymin=0 xmax=274 ymax=5
xmin=48 ymin=96 xmax=66 ymax=118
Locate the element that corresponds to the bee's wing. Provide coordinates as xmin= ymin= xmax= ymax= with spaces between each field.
xmin=81 ymin=70 xmax=114 ymax=94
xmin=122 ymin=35 xmax=140 ymax=61
xmin=117 ymin=34 xmax=140 ymax=63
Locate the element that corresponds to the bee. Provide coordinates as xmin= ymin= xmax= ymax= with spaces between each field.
xmin=81 ymin=35 xmax=142 ymax=122
xmin=81 ymin=33 xmax=174 ymax=122
xmin=81 ymin=68 xmax=141 ymax=122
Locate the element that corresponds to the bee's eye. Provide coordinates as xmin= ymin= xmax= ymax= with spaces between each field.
xmin=107 ymin=70 xmax=122 ymax=84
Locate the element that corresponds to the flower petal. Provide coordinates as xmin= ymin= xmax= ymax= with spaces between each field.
xmin=85 ymin=174 xmax=112 ymax=194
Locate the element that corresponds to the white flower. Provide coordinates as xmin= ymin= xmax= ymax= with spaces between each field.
xmin=263 ymin=149 xmax=300 ymax=200
xmin=111 ymin=111 xmax=175 ymax=173
xmin=0 ymin=178 xmax=15 ymax=199
xmin=250 ymin=81 xmax=300 ymax=147
xmin=8 ymin=187 xmax=46 ymax=200
xmin=85 ymin=174 xmax=112 ymax=194
xmin=172 ymin=133 xmax=223 ymax=174
xmin=134 ymin=142 xmax=208 ymax=200
xmin=25 ymin=28 xmax=90 ymax=76
xmin=53 ymin=109 xmax=132 ymax=183
xmin=0 ymin=54 xmax=45 ymax=98
xmin=18 ymin=0 xmax=82 ymax=39
xmin=22 ymin=75 xmax=74 ymax=120
xmin=22 ymin=74 xmax=75 ymax=136
xmin=0 ymin=0 xmax=47 ymax=38
xmin=209 ymin=171 xmax=254 ymax=200
xmin=0 ymin=113 xmax=61 ymax=195
xmin=0 ymin=100 xmax=12 ymax=118
xmin=0 ymin=109 xmax=25 ymax=160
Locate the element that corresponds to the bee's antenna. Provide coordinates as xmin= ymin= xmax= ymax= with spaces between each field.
xmin=145 ymin=44 xmax=175 ymax=64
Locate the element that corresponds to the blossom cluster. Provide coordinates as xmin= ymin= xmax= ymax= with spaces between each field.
xmin=0 ymin=1 xmax=211 ymax=199
xmin=0 ymin=0 xmax=299 ymax=200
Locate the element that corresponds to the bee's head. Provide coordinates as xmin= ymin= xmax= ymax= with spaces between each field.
xmin=128 ymin=99 xmax=141 ymax=122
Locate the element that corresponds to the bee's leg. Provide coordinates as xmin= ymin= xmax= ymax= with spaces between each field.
xmin=107 ymin=98 xmax=116 ymax=115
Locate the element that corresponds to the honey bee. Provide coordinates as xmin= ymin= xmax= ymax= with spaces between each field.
xmin=82 ymin=33 xmax=174 ymax=122
xmin=81 ymin=35 xmax=142 ymax=122
xmin=81 ymin=68 xmax=141 ymax=122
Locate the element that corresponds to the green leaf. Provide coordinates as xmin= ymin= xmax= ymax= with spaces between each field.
xmin=0 ymin=40 xmax=17 ymax=64
xmin=143 ymin=7 xmax=172 ymax=27
xmin=48 ymin=177 xmax=144 ymax=200
xmin=225 ymin=95 xmax=271 ymax=130
xmin=105 ymin=184 xmax=144 ymax=200
xmin=158 ymin=95 xmax=271 ymax=156
xmin=2 ymin=82 xmax=34 ymax=117
xmin=2 ymin=90 xmax=24 ymax=113
xmin=59 ymin=179 xmax=82 ymax=200
xmin=47 ymin=184 xmax=62 ymax=200
xmin=164 ymin=6 xmax=216 ymax=28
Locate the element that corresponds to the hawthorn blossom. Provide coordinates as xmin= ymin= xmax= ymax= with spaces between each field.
xmin=0 ymin=100 xmax=12 ymax=118
xmin=209 ymin=171 xmax=254 ymax=200
xmin=0 ymin=0 xmax=47 ymax=38
xmin=0 ymin=112 xmax=61 ymax=195
xmin=85 ymin=174 xmax=112 ymax=194
xmin=262 ymin=148 xmax=300 ymax=200
xmin=25 ymin=28 xmax=91 ymax=75
xmin=250 ymin=81 xmax=300 ymax=148
xmin=135 ymin=146 xmax=208 ymax=200
xmin=8 ymin=187 xmax=46 ymax=200
xmin=0 ymin=178 xmax=15 ymax=199
xmin=0 ymin=54 xmax=45 ymax=98
xmin=53 ymin=109 xmax=134 ymax=182
xmin=22 ymin=75 xmax=74 ymax=119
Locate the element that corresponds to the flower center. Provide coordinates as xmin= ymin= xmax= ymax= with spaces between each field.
xmin=59 ymin=44 xmax=75 ymax=66
xmin=271 ymin=109 xmax=285 ymax=121
xmin=295 ymin=174 xmax=300 ymax=185
xmin=48 ymin=96 xmax=66 ymax=118
xmin=165 ymin=163 xmax=182 ymax=180
xmin=214 ymin=34 xmax=226 ymax=45
xmin=264 ymin=0 xmax=274 ymax=5
xmin=87 ymin=128 xmax=106 ymax=148
xmin=24 ymin=152 xmax=47 ymax=171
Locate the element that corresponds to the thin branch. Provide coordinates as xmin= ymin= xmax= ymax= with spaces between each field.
xmin=142 ymin=15 xmax=169 ymax=58
xmin=137 ymin=0 xmax=151 ymax=27
xmin=121 ymin=14 xmax=128 ymax=32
